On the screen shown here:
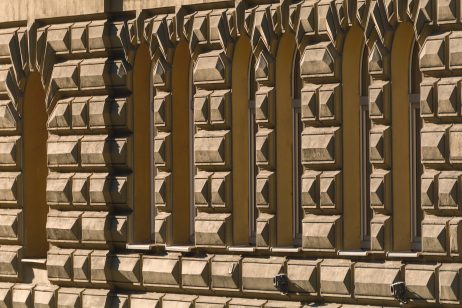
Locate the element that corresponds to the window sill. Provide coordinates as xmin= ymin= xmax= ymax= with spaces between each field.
xmin=228 ymin=246 xmax=256 ymax=252
xmin=125 ymin=243 xmax=153 ymax=251
xmin=387 ymin=251 xmax=421 ymax=258
xmin=338 ymin=250 xmax=369 ymax=257
xmin=21 ymin=258 xmax=47 ymax=265
xmin=271 ymin=247 xmax=301 ymax=253
xmin=166 ymin=245 xmax=195 ymax=253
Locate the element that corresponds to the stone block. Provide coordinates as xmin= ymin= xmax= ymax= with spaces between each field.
xmin=369 ymin=81 xmax=390 ymax=121
xmin=194 ymin=90 xmax=231 ymax=128
xmin=256 ymin=213 xmax=275 ymax=247
xmin=110 ymin=254 xmax=141 ymax=285
xmin=162 ymin=294 xmax=196 ymax=308
xmin=194 ymin=171 xmax=211 ymax=208
xmin=88 ymin=96 xmax=129 ymax=129
xmin=368 ymin=43 xmax=389 ymax=77
xmin=182 ymin=255 xmax=212 ymax=289
xmin=57 ymin=287 xmax=84 ymax=308
xmin=154 ymin=172 xmax=171 ymax=210
xmin=255 ymin=86 xmax=275 ymax=125
xmin=71 ymin=97 xmax=89 ymax=129
xmin=437 ymin=78 xmax=459 ymax=117
xmin=302 ymin=215 xmax=341 ymax=251
xmin=405 ymin=264 xmax=438 ymax=302
xmin=196 ymin=296 xmax=230 ymax=308
xmin=46 ymin=210 xmax=82 ymax=244
xmin=0 ymin=172 xmax=20 ymax=205
xmin=194 ymin=130 xmax=230 ymax=168
xmin=420 ymin=78 xmax=436 ymax=117
xmin=73 ymin=250 xmax=91 ymax=283
xmin=450 ymin=31 xmax=462 ymax=69
xmin=301 ymin=84 xmax=319 ymax=122
xmin=370 ymin=170 xmax=391 ymax=211
xmin=421 ymin=124 xmax=449 ymax=164
xmin=354 ymin=262 xmax=402 ymax=299
xmin=438 ymin=0 xmax=457 ymax=23
xmin=71 ymin=22 xmax=88 ymax=53
xmin=153 ymin=132 xmax=171 ymax=169
xmin=422 ymin=216 xmax=449 ymax=254
xmin=301 ymin=170 xmax=319 ymax=208
xmin=256 ymin=170 xmax=275 ymax=210
xmin=193 ymin=50 xmax=230 ymax=88
xmin=80 ymin=135 xmax=129 ymax=167
xmin=255 ymin=128 xmax=275 ymax=168
xmin=47 ymin=24 xmax=70 ymax=53
xmin=369 ymin=125 xmax=391 ymax=166
xmin=0 ymin=101 xmax=17 ymax=132
xmin=0 ymin=136 xmax=20 ymax=168
xmin=87 ymin=21 xmax=126 ymax=52
xmin=89 ymin=173 xmax=129 ymax=209
xmin=154 ymin=212 xmax=171 ymax=245
xmin=439 ymin=263 xmax=462 ymax=304
xmin=195 ymin=212 xmax=231 ymax=247
xmin=47 ymin=247 xmax=74 ymax=283
xmin=300 ymin=41 xmax=339 ymax=78
xmin=211 ymin=254 xmax=240 ymax=291
xmin=0 ymin=245 xmax=21 ymax=280
xmin=129 ymin=293 xmax=163 ymax=308
xmin=421 ymin=170 xmax=439 ymax=209
xmin=48 ymin=99 xmax=72 ymax=130
xmin=242 ymin=257 xmax=285 ymax=293
xmin=142 ymin=253 xmax=180 ymax=287
xmin=210 ymin=172 xmax=231 ymax=208
xmin=370 ymin=214 xmax=391 ymax=251
xmin=0 ymin=283 xmax=13 ymax=307
xmin=34 ymin=284 xmax=58 ymax=308
xmin=320 ymin=259 xmax=352 ymax=297
xmin=420 ymin=33 xmax=446 ymax=71
xmin=50 ymin=60 xmax=80 ymax=91
xmin=438 ymin=171 xmax=460 ymax=209
xmin=81 ymin=212 xmax=127 ymax=244
xmin=12 ymin=284 xmax=33 ymax=308
xmin=228 ymin=298 xmax=266 ymax=308
xmin=0 ymin=209 xmax=21 ymax=242
xmin=318 ymin=83 xmax=341 ymax=122
xmin=254 ymin=50 xmax=274 ymax=83
xmin=47 ymin=173 xmax=73 ymax=207
xmin=90 ymin=250 xmax=111 ymax=284
xmin=154 ymin=92 xmax=171 ymax=129
xmin=287 ymin=259 xmax=320 ymax=295
xmin=81 ymin=289 xmax=113 ymax=308
xmin=449 ymin=125 xmax=462 ymax=163
xmin=319 ymin=170 xmax=342 ymax=210
xmin=72 ymin=173 xmax=90 ymax=207
xmin=302 ymin=126 xmax=341 ymax=166
xmin=450 ymin=217 xmax=462 ymax=256
xmin=80 ymin=58 xmax=129 ymax=90
xmin=47 ymin=135 xmax=80 ymax=167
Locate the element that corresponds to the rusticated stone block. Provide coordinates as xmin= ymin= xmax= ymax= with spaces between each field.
xmin=211 ymin=254 xmax=240 ymax=291
xmin=420 ymin=33 xmax=446 ymax=71
xmin=71 ymin=22 xmax=88 ymax=53
xmin=90 ymin=250 xmax=111 ymax=285
xmin=354 ymin=262 xmax=402 ymax=299
xmin=194 ymin=90 xmax=230 ymax=128
xmin=439 ymin=263 xmax=462 ymax=304
xmin=195 ymin=212 xmax=231 ymax=247
xmin=50 ymin=60 xmax=80 ymax=92
xmin=264 ymin=300 xmax=303 ymax=308
xmin=301 ymin=170 xmax=319 ymax=208
xmin=195 ymin=171 xmax=211 ymax=208
xmin=255 ymin=86 xmax=275 ymax=125
xmin=47 ymin=135 xmax=80 ymax=167
xmin=154 ymin=132 xmax=171 ymax=169
xmin=162 ymin=294 xmax=196 ymax=308
xmin=254 ymin=51 xmax=274 ymax=83
xmin=0 ymin=101 xmax=18 ymax=132
xmin=421 ymin=124 xmax=449 ymax=164
xmin=47 ymin=247 xmax=74 ymax=282
xmin=302 ymin=126 xmax=341 ymax=166
xmin=256 ymin=128 xmax=275 ymax=168
xmin=34 ymin=284 xmax=58 ymax=308
xmin=46 ymin=24 xmax=70 ymax=53
xmin=422 ymin=216 xmax=449 ymax=254
xmin=81 ymin=212 xmax=127 ymax=244
xmin=437 ymin=78 xmax=459 ymax=117
xmin=256 ymin=170 xmax=275 ymax=210
xmin=57 ymin=287 xmax=84 ymax=308
xmin=210 ymin=172 xmax=231 ymax=208
xmin=318 ymin=84 xmax=341 ymax=122
xmin=450 ymin=31 xmax=462 ymax=69
xmin=370 ymin=214 xmax=391 ymax=251
xmin=130 ymin=293 xmax=163 ymax=308
xmin=80 ymin=58 xmax=130 ymax=90
xmin=88 ymin=96 xmax=129 ymax=129
xmin=449 ymin=125 xmax=462 ymax=163
xmin=182 ymin=255 xmax=212 ymax=289
xmin=438 ymin=171 xmax=460 ymax=209
xmin=194 ymin=130 xmax=230 ymax=168
xmin=0 ymin=209 xmax=21 ymax=242
xmin=421 ymin=170 xmax=439 ymax=209
xmin=154 ymin=212 xmax=171 ymax=245
xmin=287 ymin=259 xmax=320 ymax=295
xmin=154 ymin=92 xmax=171 ymax=129
xmin=0 ymin=136 xmax=20 ymax=168
xmin=73 ymin=249 xmax=91 ymax=283
xmin=302 ymin=215 xmax=341 ymax=251
xmin=256 ymin=213 xmax=275 ymax=247
xmin=420 ymin=78 xmax=436 ymax=117
xmin=89 ymin=173 xmax=129 ymax=209
xmin=369 ymin=125 xmax=391 ymax=166
xmin=300 ymin=41 xmax=339 ymax=78
xmin=0 ymin=172 xmax=20 ymax=205
xmin=228 ymin=298 xmax=266 ymax=308
xmin=154 ymin=172 xmax=171 ymax=210
xmin=450 ymin=217 xmax=462 ymax=256
xmin=71 ymin=97 xmax=89 ymax=129
xmin=110 ymin=254 xmax=141 ymax=285
xmin=438 ymin=0 xmax=457 ymax=23
xmin=82 ymin=289 xmax=113 ymax=308
xmin=196 ymin=296 xmax=230 ymax=308
xmin=301 ymin=84 xmax=319 ymax=122
xmin=320 ymin=259 xmax=352 ymax=297
xmin=319 ymin=171 xmax=342 ymax=210
xmin=368 ymin=43 xmax=389 ymax=77
xmin=72 ymin=173 xmax=90 ymax=207
xmin=0 ymin=283 xmax=13 ymax=307
xmin=46 ymin=210 xmax=82 ymax=244
xmin=47 ymin=173 xmax=72 ymax=207
xmin=370 ymin=170 xmax=391 ymax=211
xmin=405 ymin=264 xmax=438 ymax=302
xmin=12 ymin=284 xmax=33 ymax=308
xmin=142 ymin=253 xmax=180 ymax=287
xmin=87 ymin=21 xmax=128 ymax=52
xmin=193 ymin=50 xmax=230 ymax=88
xmin=369 ymin=81 xmax=390 ymax=121
xmin=242 ymin=257 xmax=285 ymax=293
xmin=194 ymin=91 xmax=210 ymax=125
xmin=80 ymin=135 xmax=129 ymax=167
xmin=0 ymin=245 xmax=21 ymax=280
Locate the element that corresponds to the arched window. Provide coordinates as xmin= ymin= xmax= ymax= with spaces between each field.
xmin=360 ymin=46 xmax=372 ymax=250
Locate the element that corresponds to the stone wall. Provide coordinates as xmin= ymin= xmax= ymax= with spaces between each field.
xmin=0 ymin=0 xmax=461 ymax=307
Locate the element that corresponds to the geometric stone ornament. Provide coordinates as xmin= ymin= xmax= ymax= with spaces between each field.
xmin=47 ymin=247 xmax=74 ymax=283
xmin=301 ymin=84 xmax=319 ymax=122
xmin=369 ymin=125 xmax=391 ymax=166
xmin=449 ymin=125 xmax=462 ymax=164
xmin=302 ymin=215 xmax=341 ymax=251
xmin=420 ymin=33 xmax=446 ymax=72
xmin=300 ymin=42 xmax=339 ymax=79
xmin=449 ymin=218 xmax=462 ymax=256
xmin=354 ymin=262 xmax=402 ymax=299
xmin=0 ymin=245 xmax=21 ymax=280
xmin=370 ymin=170 xmax=391 ymax=211
xmin=46 ymin=210 xmax=82 ymax=244
xmin=193 ymin=50 xmax=230 ymax=88
xmin=255 ymin=86 xmax=275 ymax=125
xmin=242 ymin=257 xmax=285 ymax=293
xmin=420 ymin=79 xmax=436 ymax=117
xmin=255 ymin=128 xmax=275 ymax=168
xmin=194 ymin=171 xmax=211 ymax=208
xmin=211 ymin=254 xmax=241 ymax=291
xmin=195 ymin=212 xmax=231 ymax=247
xmin=405 ymin=264 xmax=438 ymax=302
xmin=256 ymin=170 xmax=275 ymax=210
xmin=33 ymin=285 xmax=59 ymax=308
xmin=450 ymin=31 xmax=462 ymax=69
xmin=421 ymin=216 xmax=449 ymax=254
xmin=370 ymin=214 xmax=391 ymax=252
xmin=194 ymin=130 xmax=230 ymax=168
xmin=256 ymin=213 xmax=275 ymax=248
xmin=301 ymin=126 xmax=341 ymax=166
xmin=437 ymin=0 xmax=457 ymax=24
xmin=142 ymin=253 xmax=180 ymax=287
xmin=318 ymin=83 xmax=341 ymax=123
xmin=369 ymin=81 xmax=390 ymax=121
xmin=437 ymin=78 xmax=459 ymax=117
xmin=438 ymin=171 xmax=460 ymax=210
xmin=73 ymin=249 xmax=92 ymax=283
xmin=287 ymin=259 xmax=320 ymax=295
xmin=421 ymin=170 xmax=440 ymax=209
xmin=110 ymin=254 xmax=141 ymax=285
xmin=421 ymin=124 xmax=449 ymax=164
xmin=154 ymin=172 xmax=171 ymax=210
xmin=320 ymin=259 xmax=352 ymax=297
xmin=0 ymin=209 xmax=21 ymax=242
xmin=182 ymin=255 xmax=212 ymax=289
xmin=319 ymin=170 xmax=342 ymax=210
xmin=154 ymin=132 xmax=171 ymax=169
xmin=301 ymin=170 xmax=320 ymax=208
xmin=439 ymin=263 xmax=462 ymax=304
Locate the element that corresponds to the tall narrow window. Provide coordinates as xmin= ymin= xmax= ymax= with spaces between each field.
xmin=410 ymin=42 xmax=422 ymax=250
xmin=23 ymin=72 xmax=48 ymax=257
xmin=293 ymin=52 xmax=302 ymax=246
xmin=249 ymin=58 xmax=257 ymax=245
xmin=360 ymin=46 xmax=372 ymax=250
xmin=189 ymin=61 xmax=195 ymax=243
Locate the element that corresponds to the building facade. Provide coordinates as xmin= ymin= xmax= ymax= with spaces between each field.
xmin=0 ymin=0 xmax=460 ymax=307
